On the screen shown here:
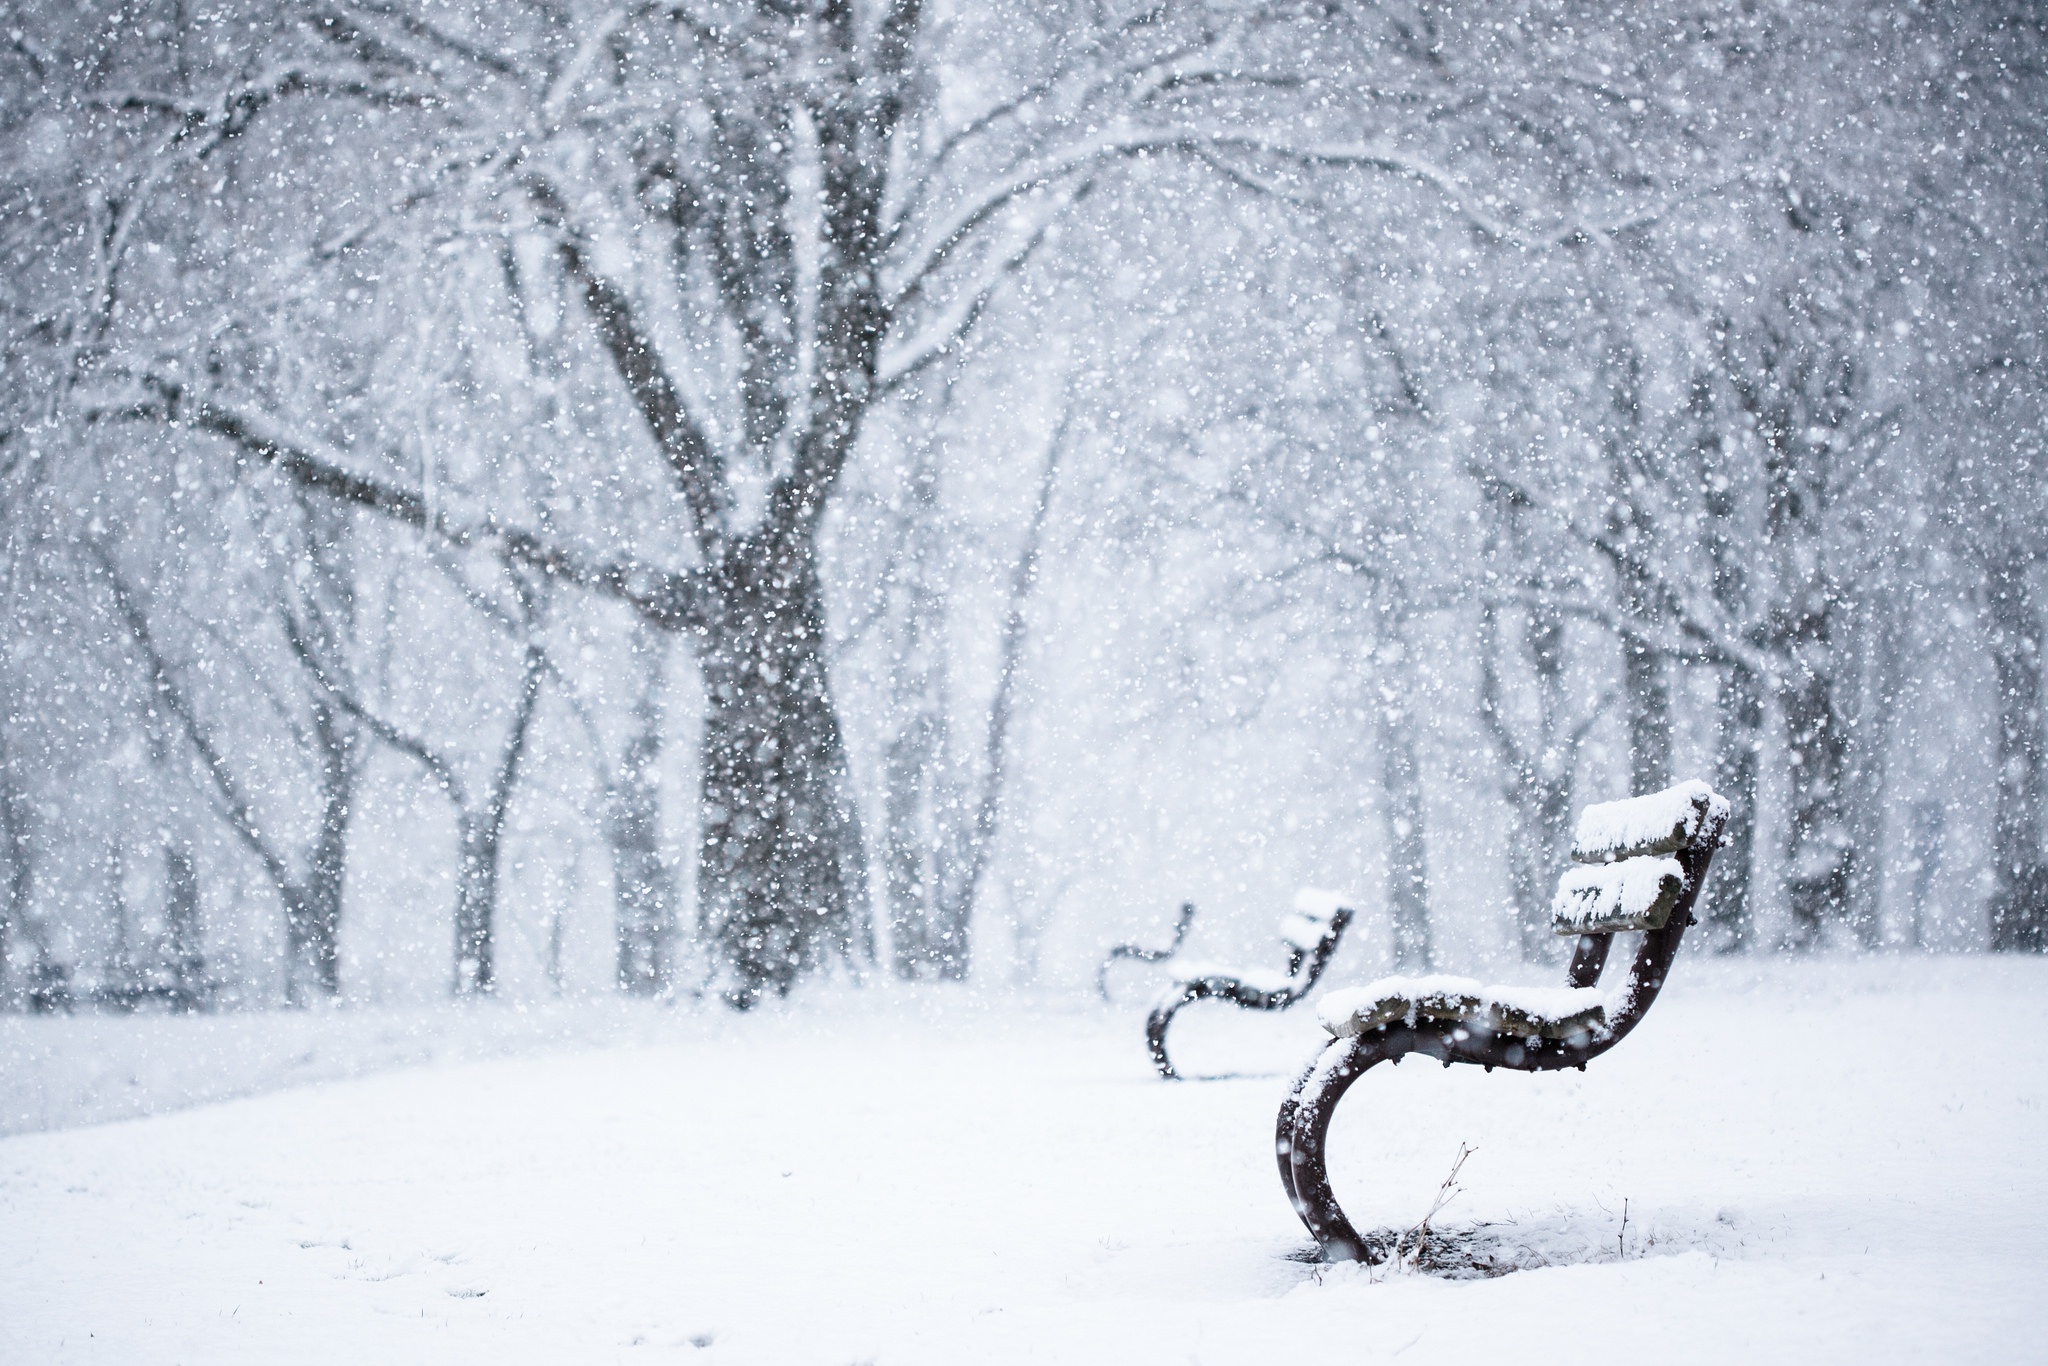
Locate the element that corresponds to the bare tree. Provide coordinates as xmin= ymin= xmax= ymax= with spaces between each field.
xmin=91 ymin=545 xmax=364 ymax=1003
xmin=884 ymin=412 xmax=1063 ymax=980
xmin=6 ymin=0 xmax=2044 ymax=995
xmin=1374 ymin=601 xmax=1435 ymax=972
xmin=1476 ymin=595 xmax=1603 ymax=963
xmin=285 ymin=565 xmax=549 ymax=994
xmin=77 ymin=1 xmax=1411 ymax=1001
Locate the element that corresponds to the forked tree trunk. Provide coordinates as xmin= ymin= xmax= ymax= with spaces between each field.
xmin=881 ymin=424 xmax=1056 ymax=984
xmin=697 ymin=543 xmax=869 ymax=1006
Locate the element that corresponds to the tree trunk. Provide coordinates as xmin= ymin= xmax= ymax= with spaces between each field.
xmin=697 ymin=541 xmax=869 ymax=1007
xmin=1781 ymin=657 xmax=1855 ymax=950
xmin=453 ymin=639 xmax=545 ymax=996
xmin=1522 ymin=610 xmax=1575 ymax=962
xmin=1704 ymin=662 xmax=1762 ymax=950
xmin=452 ymin=811 xmax=496 ymax=995
xmin=286 ymin=701 xmax=355 ymax=1003
xmin=1379 ymin=701 xmax=1432 ymax=970
xmin=0 ymin=721 xmax=31 ymax=1009
xmin=1842 ymin=597 xmax=1900 ymax=947
xmin=161 ymin=838 xmax=206 ymax=1011
xmin=1906 ymin=799 xmax=1944 ymax=950
xmin=1987 ymin=554 xmax=2048 ymax=951
xmin=1622 ymin=629 xmax=1671 ymax=794
xmin=1695 ymin=371 xmax=1756 ymax=951
xmin=1505 ymin=772 xmax=1574 ymax=965
xmin=882 ymin=423 xmax=1056 ymax=984
xmin=1478 ymin=600 xmax=1584 ymax=964
xmin=610 ymin=629 xmax=679 ymax=994
xmin=881 ymin=547 xmax=946 ymax=979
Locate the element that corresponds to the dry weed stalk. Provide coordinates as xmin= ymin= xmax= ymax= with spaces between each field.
xmin=1390 ymin=1143 xmax=1476 ymax=1273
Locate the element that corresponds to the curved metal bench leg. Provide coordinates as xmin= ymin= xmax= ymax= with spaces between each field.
xmin=1144 ymin=984 xmax=1201 ymax=1079
xmin=1283 ymin=1035 xmax=1377 ymax=1261
xmin=1149 ymin=975 xmax=1301 ymax=1081
xmin=1275 ymin=1045 xmax=1328 ymax=1214
xmin=1284 ymin=1032 xmax=1449 ymax=1263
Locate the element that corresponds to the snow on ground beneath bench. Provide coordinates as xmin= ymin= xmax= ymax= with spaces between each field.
xmin=3 ymin=956 xmax=2046 ymax=1365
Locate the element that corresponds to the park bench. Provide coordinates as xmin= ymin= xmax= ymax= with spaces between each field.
xmin=1096 ymin=901 xmax=1199 ymax=1001
xmin=1275 ymin=779 xmax=1730 ymax=1262
xmin=1143 ymin=889 xmax=1357 ymax=1080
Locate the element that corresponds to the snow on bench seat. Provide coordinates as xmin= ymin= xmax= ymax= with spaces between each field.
xmin=1318 ymin=974 xmax=1607 ymax=1041
xmin=1571 ymin=779 xmax=1730 ymax=864
xmin=1166 ymin=963 xmax=1298 ymax=996
xmin=1551 ymin=855 xmax=1686 ymax=934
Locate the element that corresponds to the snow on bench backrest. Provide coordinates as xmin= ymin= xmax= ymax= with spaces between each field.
xmin=1551 ymin=856 xmax=1684 ymax=934
xmin=1553 ymin=780 xmax=1729 ymax=935
xmin=1570 ymin=780 xmax=1730 ymax=864
xmin=1280 ymin=887 xmax=1352 ymax=951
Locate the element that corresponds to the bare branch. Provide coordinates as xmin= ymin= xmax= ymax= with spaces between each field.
xmin=1471 ymin=463 xmax=1774 ymax=679
xmin=527 ymin=177 xmax=729 ymax=558
xmin=279 ymin=605 xmax=468 ymax=808
xmin=85 ymin=545 xmax=296 ymax=894
xmin=87 ymin=382 xmax=709 ymax=631
xmin=891 ymin=126 xmax=1505 ymax=312
xmin=876 ymin=179 xmax=1089 ymax=394
xmin=335 ymin=0 xmax=524 ymax=78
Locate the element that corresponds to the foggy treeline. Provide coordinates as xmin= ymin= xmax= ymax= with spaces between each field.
xmin=0 ymin=0 xmax=2042 ymax=1011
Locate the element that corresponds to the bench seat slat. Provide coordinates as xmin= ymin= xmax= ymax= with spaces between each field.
xmin=1571 ymin=779 xmax=1730 ymax=864
xmin=1318 ymin=974 xmax=1606 ymax=1041
xmin=1551 ymin=855 xmax=1685 ymax=934
xmin=1167 ymin=961 xmax=1300 ymax=995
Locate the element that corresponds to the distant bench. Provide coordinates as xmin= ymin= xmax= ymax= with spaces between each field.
xmin=1096 ymin=901 xmax=1199 ymax=1002
xmin=1141 ymin=889 xmax=1357 ymax=1080
xmin=1276 ymin=779 xmax=1731 ymax=1262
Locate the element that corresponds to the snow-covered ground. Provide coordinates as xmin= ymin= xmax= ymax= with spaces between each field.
xmin=4 ymin=955 xmax=2046 ymax=1364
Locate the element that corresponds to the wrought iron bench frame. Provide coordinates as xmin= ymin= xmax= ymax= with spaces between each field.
xmin=1276 ymin=788 xmax=1727 ymax=1262
xmin=1144 ymin=893 xmax=1356 ymax=1080
xmin=1097 ymin=901 xmax=1199 ymax=1002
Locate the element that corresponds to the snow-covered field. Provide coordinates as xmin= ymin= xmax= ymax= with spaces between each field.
xmin=4 ymin=955 xmax=2046 ymax=1364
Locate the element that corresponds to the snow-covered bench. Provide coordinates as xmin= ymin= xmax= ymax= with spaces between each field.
xmin=1142 ymin=889 xmax=1357 ymax=1080
xmin=1276 ymin=779 xmax=1731 ymax=1262
xmin=1096 ymin=901 xmax=1200 ymax=1002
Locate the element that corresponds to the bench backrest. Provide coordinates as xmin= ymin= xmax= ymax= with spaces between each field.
xmin=1280 ymin=888 xmax=1354 ymax=989
xmin=1551 ymin=780 xmax=1730 ymax=936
